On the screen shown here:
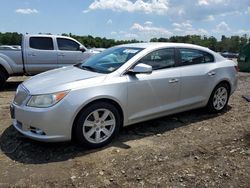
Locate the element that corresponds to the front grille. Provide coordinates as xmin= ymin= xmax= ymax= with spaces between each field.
xmin=14 ymin=84 xmax=29 ymax=106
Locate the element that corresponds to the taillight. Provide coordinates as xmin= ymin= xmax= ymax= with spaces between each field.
xmin=234 ymin=65 xmax=239 ymax=72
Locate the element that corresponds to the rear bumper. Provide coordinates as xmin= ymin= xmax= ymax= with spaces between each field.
xmin=231 ymin=74 xmax=238 ymax=95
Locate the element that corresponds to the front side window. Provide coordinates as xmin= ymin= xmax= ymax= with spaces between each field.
xmin=137 ymin=48 xmax=175 ymax=70
xmin=29 ymin=37 xmax=53 ymax=50
xmin=57 ymin=38 xmax=80 ymax=51
xmin=179 ymin=48 xmax=214 ymax=66
xmin=75 ymin=47 xmax=143 ymax=73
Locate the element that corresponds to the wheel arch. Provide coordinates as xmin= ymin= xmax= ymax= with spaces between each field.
xmin=0 ymin=56 xmax=14 ymax=76
xmin=0 ymin=63 xmax=10 ymax=78
xmin=0 ymin=63 xmax=10 ymax=89
xmin=207 ymin=79 xmax=231 ymax=105
xmin=71 ymin=98 xmax=124 ymax=140
xmin=215 ymin=80 xmax=231 ymax=93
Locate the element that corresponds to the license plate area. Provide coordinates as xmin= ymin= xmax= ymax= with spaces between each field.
xmin=10 ymin=105 xmax=15 ymax=119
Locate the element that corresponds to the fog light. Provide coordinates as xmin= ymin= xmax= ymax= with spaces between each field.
xmin=30 ymin=126 xmax=46 ymax=135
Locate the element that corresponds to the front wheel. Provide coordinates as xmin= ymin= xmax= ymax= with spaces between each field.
xmin=74 ymin=102 xmax=121 ymax=148
xmin=207 ymin=83 xmax=230 ymax=113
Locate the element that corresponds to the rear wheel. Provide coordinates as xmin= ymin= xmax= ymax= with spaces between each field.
xmin=74 ymin=102 xmax=121 ymax=148
xmin=0 ymin=70 xmax=7 ymax=90
xmin=207 ymin=83 xmax=230 ymax=113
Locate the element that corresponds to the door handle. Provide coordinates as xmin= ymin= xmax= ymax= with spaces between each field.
xmin=58 ymin=53 xmax=65 ymax=57
xmin=208 ymin=71 xmax=216 ymax=76
xmin=169 ymin=78 xmax=179 ymax=83
xmin=28 ymin=53 xmax=36 ymax=56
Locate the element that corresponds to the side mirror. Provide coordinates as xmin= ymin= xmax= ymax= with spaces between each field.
xmin=129 ymin=63 xmax=152 ymax=74
xmin=79 ymin=45 xmax=86 ymax=52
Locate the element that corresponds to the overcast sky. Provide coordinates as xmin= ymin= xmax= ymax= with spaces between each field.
xmin=0 ymin=0 xmax=250 ymax=41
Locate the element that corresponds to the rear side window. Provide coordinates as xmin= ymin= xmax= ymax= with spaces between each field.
xmin=57 ymin=38 xmax=80 ymax=51
xmin=29 ymin=37 xmax=53 ymax=50
xmin=179 ymin=48 xmax=214 ymax=66
xmin=137 ymin=48 xmax=175 ymax=70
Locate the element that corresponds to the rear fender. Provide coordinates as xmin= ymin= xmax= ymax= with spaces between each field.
xmin=0 ymin=56 xmax=14 ymax=75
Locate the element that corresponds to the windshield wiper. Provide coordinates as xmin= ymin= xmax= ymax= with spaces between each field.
xmin=74 ymin=64 xmax=108 ymax=74
xmin=76 ymin=65 xmax=97 ymax=72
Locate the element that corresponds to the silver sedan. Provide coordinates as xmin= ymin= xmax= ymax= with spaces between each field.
xmin=10 ymin=43 xmax=238 ymax=148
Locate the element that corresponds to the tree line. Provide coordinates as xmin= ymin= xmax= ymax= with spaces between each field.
xmin=61 ymin=33 xmax=141 ymax=48
xmin=150 ymin=35 xmax=250 ymax=53
xmin=0 ymin=32 xmax=249 ymax=53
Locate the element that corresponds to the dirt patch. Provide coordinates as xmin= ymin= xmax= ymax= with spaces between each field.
xmin=0 ymin=74 xmax=250 ymax=187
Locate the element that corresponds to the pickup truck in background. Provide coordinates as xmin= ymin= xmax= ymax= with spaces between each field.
xmin=0 ymin=34 xmax=103 ymax=89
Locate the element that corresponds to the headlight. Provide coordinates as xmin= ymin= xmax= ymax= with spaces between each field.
xmin=27 ymin=90 xmax=69 ymax=108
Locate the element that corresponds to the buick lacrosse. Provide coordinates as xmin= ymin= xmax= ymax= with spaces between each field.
xmin=10 ymin=43 xmax=238 ymax=148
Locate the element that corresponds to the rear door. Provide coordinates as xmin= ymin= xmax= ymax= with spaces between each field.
xmin=25 ymin=36 xmax=58 ymax=74
xmin=127 ymin=48 xmax=181 ymax=123
xmin=56 ymin=37 xmax=85 ymax=67
xmin=177 ymin=48 xmax=216 ymax=108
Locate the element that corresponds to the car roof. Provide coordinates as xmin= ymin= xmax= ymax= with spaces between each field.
xmin=24 ymin=34 xmax=74 ymax=39
xmin=119 ymin=42 xmax=212 ymax=52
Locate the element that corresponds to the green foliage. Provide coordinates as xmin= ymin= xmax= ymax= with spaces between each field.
xmin=0 ymin=32 xmax=249 ymax=53
xmin=61 ymin=33 xmax=141 ymax=48
xmin=0 ymin=32 xmax=22 ymax=45
xmin=150 ymin=34 xmax=249 ymax=53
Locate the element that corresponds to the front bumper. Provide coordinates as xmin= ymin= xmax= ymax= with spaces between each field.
xmin=13 ymin=119 xmax=66 ymax=142
xmin=11 ymin=101 xmax=75 ymax=142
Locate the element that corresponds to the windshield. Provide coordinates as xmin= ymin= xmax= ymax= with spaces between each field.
xmin=75 ymin=46 xmax=143 ymax=73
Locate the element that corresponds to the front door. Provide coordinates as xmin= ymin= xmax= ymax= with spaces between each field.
xmin=127 ymin=48 xmax=181 ymax=123
xmin=56 ymin=38 xmax=84 ymax=67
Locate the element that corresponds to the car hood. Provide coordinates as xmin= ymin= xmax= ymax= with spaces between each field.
xmin=23 ymin=66 xmax=106 ymax=94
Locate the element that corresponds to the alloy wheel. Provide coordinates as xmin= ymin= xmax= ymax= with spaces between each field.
xmin=213 ymin=87 xmax=228 ymax=110
xmin=82 ymin=108 xmax=116 ymax=144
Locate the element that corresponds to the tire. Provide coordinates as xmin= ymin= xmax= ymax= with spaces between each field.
xmin=74 ymin=102 xmax=122 ymax=148
xmin=207 ymin=83 xmax=230 ymax=113
xmin=0 ymin=70 xmax=7 ymax=91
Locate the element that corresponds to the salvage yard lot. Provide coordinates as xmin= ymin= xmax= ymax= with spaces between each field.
xmin=0 ymin=73 xmax=250 ymax=187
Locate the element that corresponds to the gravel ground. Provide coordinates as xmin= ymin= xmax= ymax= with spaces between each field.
xmin=0 ymin=73 xmax=250 ymax=188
